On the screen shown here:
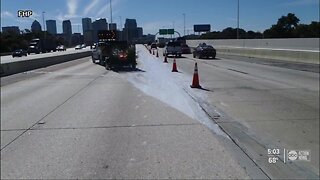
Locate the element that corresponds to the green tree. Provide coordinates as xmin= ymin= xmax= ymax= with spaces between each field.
xmin=264 ymin=13 xmax=301 ymax=38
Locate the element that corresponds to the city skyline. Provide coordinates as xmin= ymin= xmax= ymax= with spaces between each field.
xmin=1 ymin=0 xmax=319 ymax=35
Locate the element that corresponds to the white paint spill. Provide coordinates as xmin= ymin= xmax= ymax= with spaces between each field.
xmin=220 ymin=102 xmax=228 ymax=107
xmin=125 ymin=45 xmax=229 ymax=139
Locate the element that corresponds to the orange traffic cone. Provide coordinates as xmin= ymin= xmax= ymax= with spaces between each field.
xmin=190 ymin=63 xmax=201 ymax=88
xmin=156 ymin=50 xmax=159 ymax=57
xmin=172 ymin=57 xmax=178 ymax=72
xmin=163 ymin=54 xmax=168 ymax=63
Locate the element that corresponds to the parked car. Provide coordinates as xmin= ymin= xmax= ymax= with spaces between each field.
xmin=56 ymin=45 xmax=66 ymax=51
xmin=181 ymin=44 xmax=191 ymax=54
xmin=12 ymin=49 xmax=27 ymax=57
xmin=75 ymin=45 xmax=82 ymax=50
xmin=81 ymin=44 xmax=86 ymax=49
xmin=163 ymin=41 xmax=182 ymax=57
xmin=193 ymin=43 xmax=216 ymax=59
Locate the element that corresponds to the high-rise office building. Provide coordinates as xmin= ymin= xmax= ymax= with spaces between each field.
xmin=31 ymin=20 xmax=42 ymax=32
xmin=63 ymin=20 xmax=72 ymax=42
xmin=46 ymin=20 xmax=57 ymax=35
xmin=123 ymin=19 xmax=139 ymax=42
xmin=124 ymin=19 xmax=137 ymax=29
xmin=82 ymin=18 xmax=93 ymax=45
xmin=82 ymin=18 xmax=92 ymax=34
xmin=92 ymin=18 xmax=108 ymax=42
xmin=137 ymin=27 xmax=143 ymax=38
xmin=109 ymin=23 xmax=117 ymax=31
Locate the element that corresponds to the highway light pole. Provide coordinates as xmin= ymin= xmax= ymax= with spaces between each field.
xmin=110 ymin=0 xmax=113 ymax=23
xmin=183 ymin=13 xmax=186 ymax=36
xmin=42 ymin=11 xmax=46 ymax=39
xmin=237 ymin=0 xmax=239 ymax=39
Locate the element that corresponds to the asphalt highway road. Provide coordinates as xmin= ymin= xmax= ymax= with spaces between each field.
xmin=1 ymin=45 xmax=319 ymax=179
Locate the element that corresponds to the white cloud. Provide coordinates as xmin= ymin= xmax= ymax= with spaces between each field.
xmin=96 ymin=3 xmax=110 ymax=18
xmin=67 ymin=0 xmax=78 ymax=15
xmin=1 ymin=11 xmax=14 ymax=18
xmin=84 ymin=0 xmax=100 ymax=16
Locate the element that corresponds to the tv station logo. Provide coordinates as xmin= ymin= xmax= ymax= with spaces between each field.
xmin=287 ymin=150 xmax=311 ymax=162
xmin=17 ymin=10 xmax=33 ymax=17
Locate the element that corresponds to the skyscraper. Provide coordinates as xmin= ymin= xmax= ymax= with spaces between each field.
xmin=46 ymin=20 xmax=57 ymax=35
xmin=62 ymin=20 xmax=72 ymax=42
xmin=124 ymin=19 xmax=137 ymax=29
xmin=31 ymin=20 xmax=42 ymax=32
xmin=137 ymin=27 xmax=143 ymax=38
xmin=109 ymin=23 xmax=117 ymax=31
xmin=123 ymin=19 xmax=138 ymax=42
xmin=82 ymin=18 xmax=92 ymax=34
xmin=92 ymin=18 xmax=108 ymax=42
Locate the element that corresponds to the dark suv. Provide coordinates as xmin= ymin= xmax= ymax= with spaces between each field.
xmin=193 ymin=43 xmax=216 ymax=59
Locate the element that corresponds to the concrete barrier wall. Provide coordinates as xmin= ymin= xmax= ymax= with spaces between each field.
xmin=1 ymin=51 xmax=91 ymax=77
xmin=187 ymin=38 xmax=319 ymax=51
xmin=187 ymin=38 xmax=319 ymax=64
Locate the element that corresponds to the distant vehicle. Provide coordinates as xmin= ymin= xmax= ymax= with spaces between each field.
xmin=12 ymin=49 xmax=27 ymax=57
xmin=181 ymin=44 xmax=191 ymax=54
xmin=163 ymin=41 xmax=182 ymax=57
xmin=92 ymin=30 xmax=136 ymax=69
xmin=56 ymin=45 xmax=66 ymax=51
xmin=81 ymin=44 xmax=86 ymax=49
xmin=193 ymin=43 xmax=216 ymax=59
xmin=150 ymin=43 xmax=157 ymax=49
xmin=75 ymin=45 xmax=82 ymax=50
xmin=27 ymin=38 xmax=56 ymax=54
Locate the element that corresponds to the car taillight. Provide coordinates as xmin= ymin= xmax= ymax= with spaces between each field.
xmin=119 ymin=52 xmax=127 ymax=60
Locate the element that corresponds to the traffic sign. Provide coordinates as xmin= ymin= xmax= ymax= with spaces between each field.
xmin=159 ymin=29 xmax=168 ymax=35
xmin=159 ymin=29 xmax=175 ymax=35
xmin=167 ymin=29 xmax=174 ymax=35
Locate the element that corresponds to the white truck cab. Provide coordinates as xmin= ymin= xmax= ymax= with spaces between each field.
xmin=163 ymin=41 xmax=182 ymax=57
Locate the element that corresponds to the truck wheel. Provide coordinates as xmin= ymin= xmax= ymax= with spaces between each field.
xmin=105 ymin=64 xmax=111 ymax=70
xmin=99 ymin=56 xmax=105 ymax=66
xmin=92 ymin=56 xmax=96 ymax=64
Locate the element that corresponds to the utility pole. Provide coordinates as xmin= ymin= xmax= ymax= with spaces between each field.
xmin=237 ymin=0 xmax=239 ymax=39
xmin=183 ymin=13 xmax=186 ymax=37
xmin=42 ymin=11 xmax=46 ymax=39
xmin=110 ymin=0 xmax=113 ymax=23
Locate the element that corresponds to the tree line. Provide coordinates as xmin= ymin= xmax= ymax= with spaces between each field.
xmin=185 ymin=13 xmax=319 ymax=39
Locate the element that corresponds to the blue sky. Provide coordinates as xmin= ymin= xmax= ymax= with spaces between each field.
xmin=1 ymin=0 xmax=319 ymax=35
